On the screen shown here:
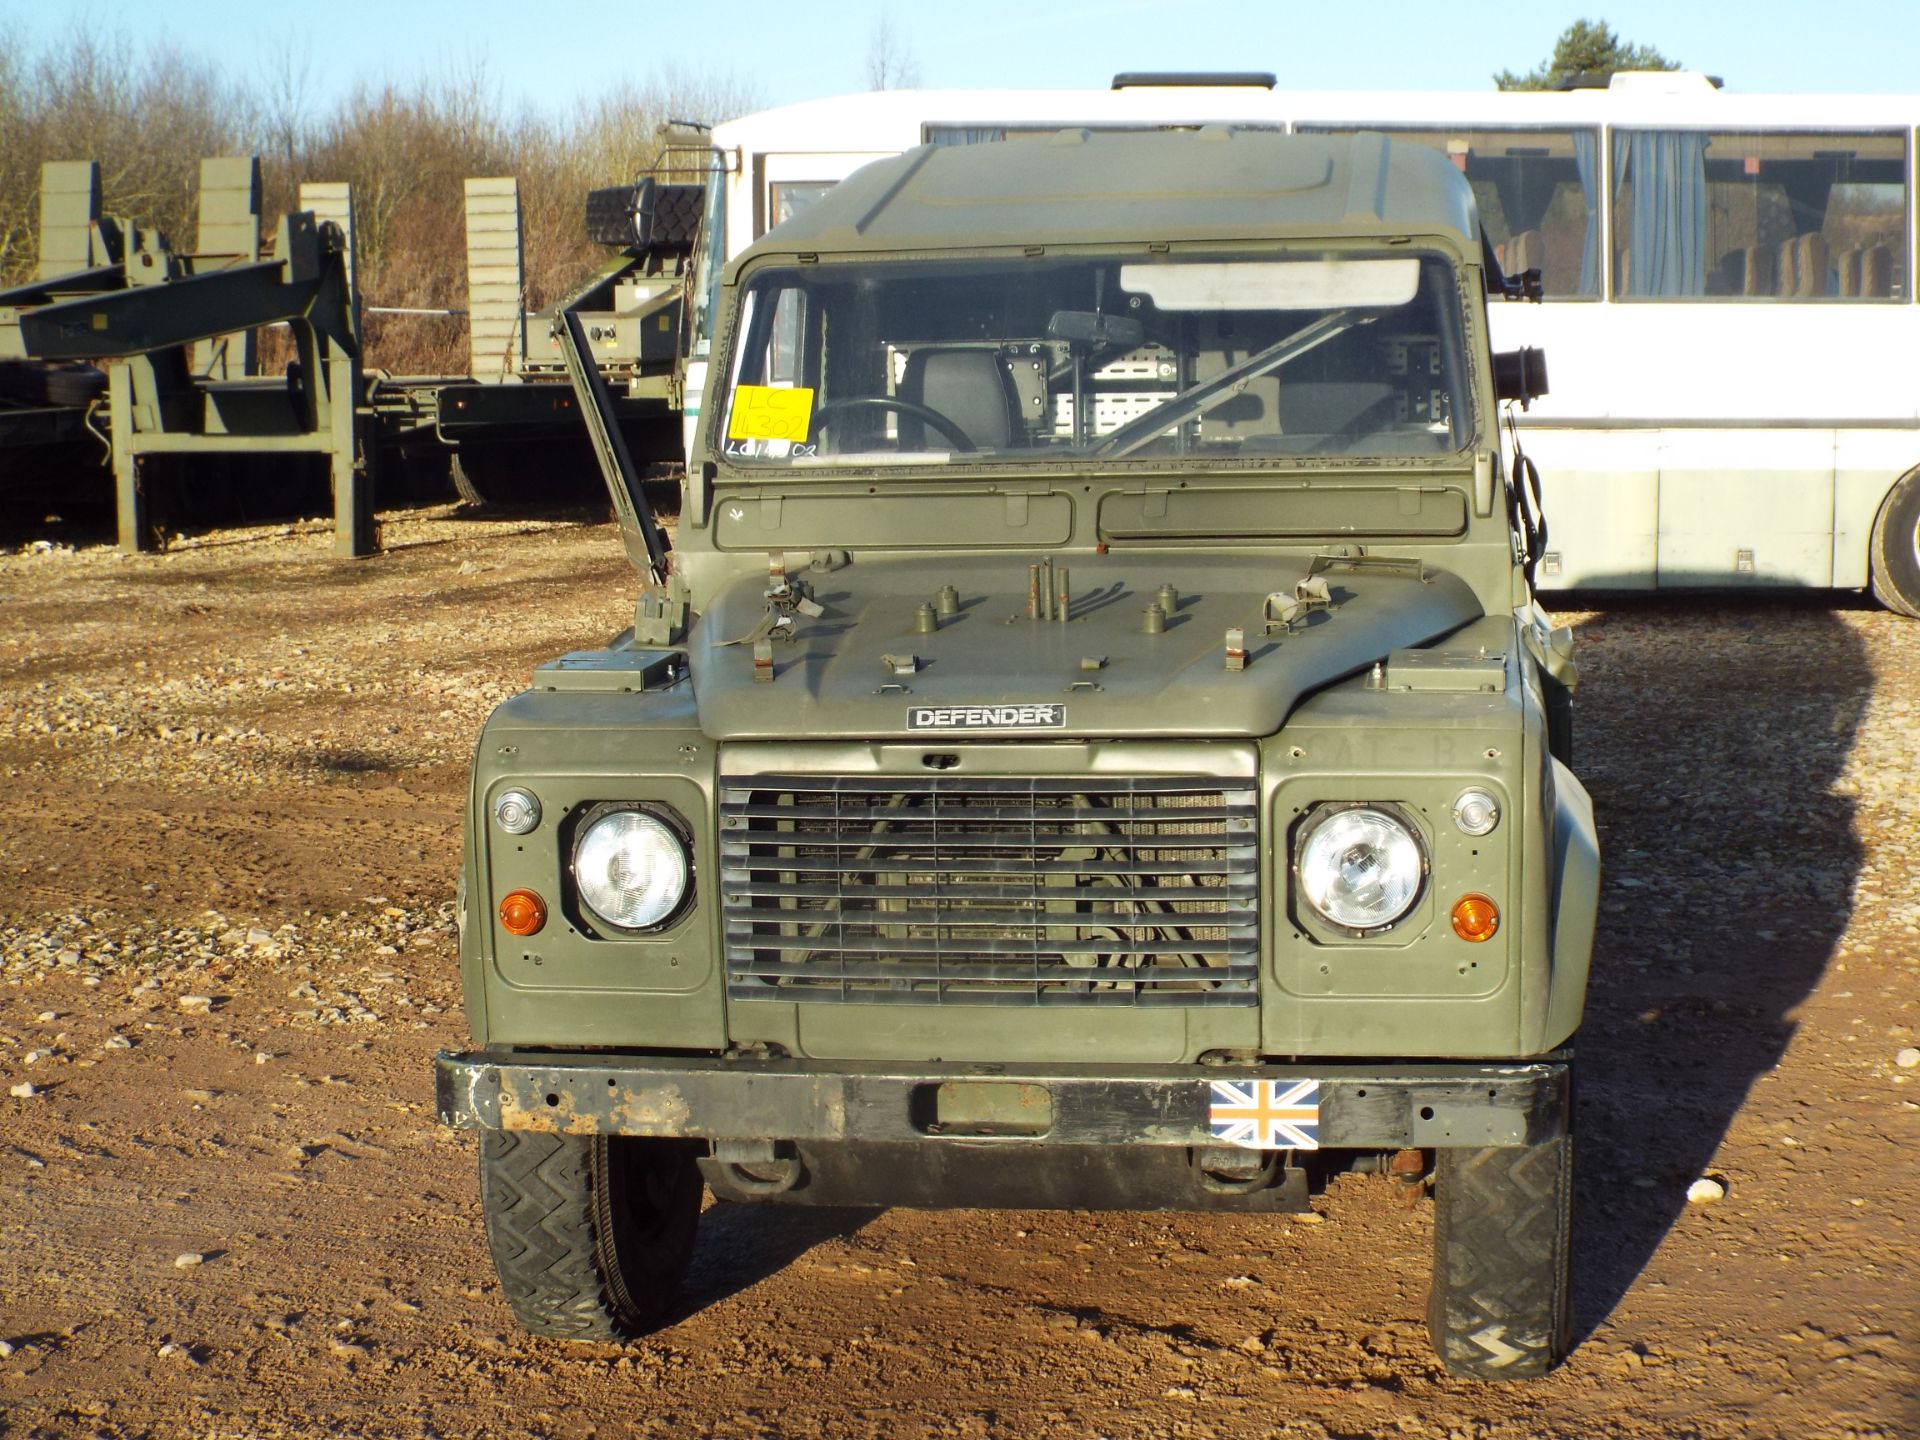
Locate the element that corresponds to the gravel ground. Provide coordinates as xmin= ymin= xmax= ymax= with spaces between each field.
xmin=0 ymin=508 xmax=1914 ymax=1439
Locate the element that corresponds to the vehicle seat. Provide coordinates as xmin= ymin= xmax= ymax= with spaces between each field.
xmin=1741 ymin=244 xmax=1776 ymax=296
xmin=899 ymin=349 xmax=1015 ymax=449
xmin=1779 ymin=232 xmax=1830 ymax=297
xmin=1506 ymin=229 xmax=1547 ymax=286
xmin=1710 ymin=245 xmax=1775 ymax=297
xmin=1861 ymin=244 xmax=1894 ymax=298
xmin=1278 ymin=381 xmax=1399 ymax=439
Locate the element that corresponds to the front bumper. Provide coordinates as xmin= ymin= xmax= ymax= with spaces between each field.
xmin=435 ymin=1050 xmax=1569 ymax=1150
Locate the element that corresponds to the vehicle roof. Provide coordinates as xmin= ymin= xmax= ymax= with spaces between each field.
xmin=725 ymin=128 xmax=1481 ymax=276
xmin=710 ymin=78 xmax=1920 ymax=151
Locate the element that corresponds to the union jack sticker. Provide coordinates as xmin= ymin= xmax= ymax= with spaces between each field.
xmin=1207 ymin=1078 xmax=1320 ymax=1151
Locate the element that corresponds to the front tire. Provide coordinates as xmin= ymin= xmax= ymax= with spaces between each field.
xmin=479 ymin=1129 xmax=702 ymax=1341
xmin=1427 ymin=1113 xmax=1574 ymax=1378
xmin=1869 ymin=468 xmax=1920 ymax=618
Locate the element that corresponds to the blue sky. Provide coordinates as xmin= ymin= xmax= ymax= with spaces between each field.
xmin=5 ymin=1 xmax=1916 ymax=116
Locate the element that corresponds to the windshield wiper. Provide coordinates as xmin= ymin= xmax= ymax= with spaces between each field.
xmin=1089 ymin=308 xmax=1366 ymax=460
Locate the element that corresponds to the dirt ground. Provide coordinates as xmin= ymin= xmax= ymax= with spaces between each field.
xmin=0 ymin=508 xmax=1914 ymax=1440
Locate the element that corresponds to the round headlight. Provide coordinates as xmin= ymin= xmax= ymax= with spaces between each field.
xmin=1297 ymin=806 xmax=1426 ymax=933
xmin=1452 ymin=789 xmax=1500 ymax=837
xmin=573 ymin=808 xmax=691 ymax=931
xmin=493 ymin=788 xmax=542 ymax=836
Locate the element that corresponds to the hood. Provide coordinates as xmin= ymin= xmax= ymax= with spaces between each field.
xmin=686 ymin=551 xmax=1481 ymax=742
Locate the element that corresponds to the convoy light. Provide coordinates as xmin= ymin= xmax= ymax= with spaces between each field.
xmin=1296 ymin=806 xmax=1426 ymax=933
xmin=1451 ymin=789 xmax=1500 ymax=837
xmin=493 ymin=788 xmax=542 ymax=836
xmin=1451 ymin=893 xmax=1500 ymax=942
xmin=573 ymin=807 xmax=692 ymax=932
xmin=499 ymin=889 xmax=547 ymax=937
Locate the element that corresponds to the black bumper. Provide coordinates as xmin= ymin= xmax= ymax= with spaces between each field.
xmin=435 ymin=1051 xmax=1569 ymax=1151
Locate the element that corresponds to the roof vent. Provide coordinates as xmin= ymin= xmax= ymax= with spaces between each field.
xmin=1605 ymin=70 xmax=1723 ymax=93
xmin=1112 ymin=72 xmax=1277 ymax=90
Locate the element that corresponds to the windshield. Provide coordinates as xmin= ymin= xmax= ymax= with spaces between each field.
xmin=717 ymin=251 xmax=1472 ymax=467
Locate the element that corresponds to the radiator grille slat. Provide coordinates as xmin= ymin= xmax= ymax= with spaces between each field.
xmin=730 ymin=877 xmax=1260 ymax=903
xmin=720 ymin=773 xmax=1260 ymax=1007
xmin=723 ymin=800 xmax=1245 ymax=825
xmin=719 ymin=853 xmax=1257 ymax=878
xmin=726 ymin=906 xmax=1258 ymax=934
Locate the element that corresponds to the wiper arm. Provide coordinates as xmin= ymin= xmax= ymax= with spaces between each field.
xmin=1089 ymin=308 xmax=1364 ymax=460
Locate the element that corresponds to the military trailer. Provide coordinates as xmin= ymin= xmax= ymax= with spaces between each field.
xmin=435 ymin=128 xmax=1600 ymax=1379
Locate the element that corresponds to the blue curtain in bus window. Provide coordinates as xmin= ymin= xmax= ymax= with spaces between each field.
xmin=1615 ymin=130 xmax=1708 ymax=297
xmin=926 ymin=127 xmax=1008 ymax=146
xmin=1573 ymin=129 xmax=1599 ymax=296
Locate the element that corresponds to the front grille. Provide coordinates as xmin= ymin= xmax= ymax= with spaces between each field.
xmin=720 ymin=774 xmax=1258 ymax=1007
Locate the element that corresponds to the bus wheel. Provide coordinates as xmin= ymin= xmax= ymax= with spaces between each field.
xmin=1869 ymin=469 xmax=1920 ymax=618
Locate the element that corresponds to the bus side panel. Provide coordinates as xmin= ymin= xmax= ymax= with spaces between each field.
xmin=1656 ymin=430 xmax=1836 ymax=588
xmin=757 ymin=151 xmax=899 ymax=240
xmin=1834 ymin=432 xmax=1917 ymax=590
xmin=1525 ymin=429 xmax=1658 ymax=591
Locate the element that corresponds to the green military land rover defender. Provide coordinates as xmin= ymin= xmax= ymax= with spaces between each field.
xmin=436 ymin=128 xmax=1600 ymax=1379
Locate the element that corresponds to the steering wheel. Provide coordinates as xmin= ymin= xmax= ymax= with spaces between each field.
xmin=812 ymin=395 xmax=978 ymax=452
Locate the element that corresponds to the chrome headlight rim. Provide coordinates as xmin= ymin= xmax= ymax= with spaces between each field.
xmin=1292 ymin=801 xmax=1430 ymax=938
xmin=568 ymin=801 xmax=696 ymax=936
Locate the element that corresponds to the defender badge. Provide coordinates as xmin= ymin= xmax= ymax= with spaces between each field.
xmin=908 ymin=704 xmax=1066 ymax=731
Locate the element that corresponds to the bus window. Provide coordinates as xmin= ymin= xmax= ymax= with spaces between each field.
xmin=924 ymin=123 xmax=1284 ymax=148
xmin=1298 ymin=126 xmax=1600 ymax=299
xmin=925 ymin=125 xmax=1011 ymax=145
xmin=770 ymin=181 xmax=838 ymax=228
xmin=1612 ymin=130 xmax=1908 ymax=300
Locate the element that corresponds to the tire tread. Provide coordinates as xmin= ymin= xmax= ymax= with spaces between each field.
xmin=1428 ymin=1132 xmax=1574 ymax=1379
xmin=479 ymin=1129 xmax=691 ymax=1341
xmin=1869 ymin=470 xmax=1920 ymax=618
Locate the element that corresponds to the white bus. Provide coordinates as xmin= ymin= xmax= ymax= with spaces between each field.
xmin=684 ymin=73 xmax=1920 ymax=613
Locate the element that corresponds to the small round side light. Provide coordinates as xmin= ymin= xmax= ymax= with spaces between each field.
xmin=494 ymin=788 xmax=542 ymax=836
xmin=499 ymin=889 xmax=547 ymax=937
xmin=1451 ymin=893 xmax=1499 ymax=943
xmin=1452 ymin=789 xmax=1500 ymax=837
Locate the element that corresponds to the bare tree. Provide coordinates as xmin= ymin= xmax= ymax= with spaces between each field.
xmin=260 ymin=34 xmax=316 ymax=195
xmin=6 ymin=26 xmax=248 ymax=265
xmin=0 ymin=22 xmax=31 ymax=277
xmin=866 ymin=8 xmax=922 ymax=91
xmin=0 ymin=25 xmax=765 ymax=372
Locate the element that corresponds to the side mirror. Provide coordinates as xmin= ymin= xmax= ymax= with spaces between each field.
xmin=1493 ymin=347 xmax=1549 ymax=409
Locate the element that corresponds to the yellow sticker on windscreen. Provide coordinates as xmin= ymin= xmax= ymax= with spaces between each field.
xmin=728 ymin=385 xmax=815 ymax=443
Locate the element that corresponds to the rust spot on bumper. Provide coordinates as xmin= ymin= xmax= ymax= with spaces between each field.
xmin=497 ymin=1074 xmax=692 ymax=1136
xmin=496 ymin=1081 xmax=566 ymax=1134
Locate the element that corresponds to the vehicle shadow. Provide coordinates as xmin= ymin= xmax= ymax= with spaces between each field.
xmin=1555 ymin=594 xmax=1871 ymax=1344
xmin=677 ymin=1201 xmax=883 ymax=1316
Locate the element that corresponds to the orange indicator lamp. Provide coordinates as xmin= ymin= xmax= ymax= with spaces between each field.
xmin=1450 ymin=894 xmax=1499 ymax=943
xmin=499 ymin=889 xmax=548 ymax=937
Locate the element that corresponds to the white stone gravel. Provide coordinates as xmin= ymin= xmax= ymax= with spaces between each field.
xmin=0 ymin=901 xmax=459 ymax=1029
